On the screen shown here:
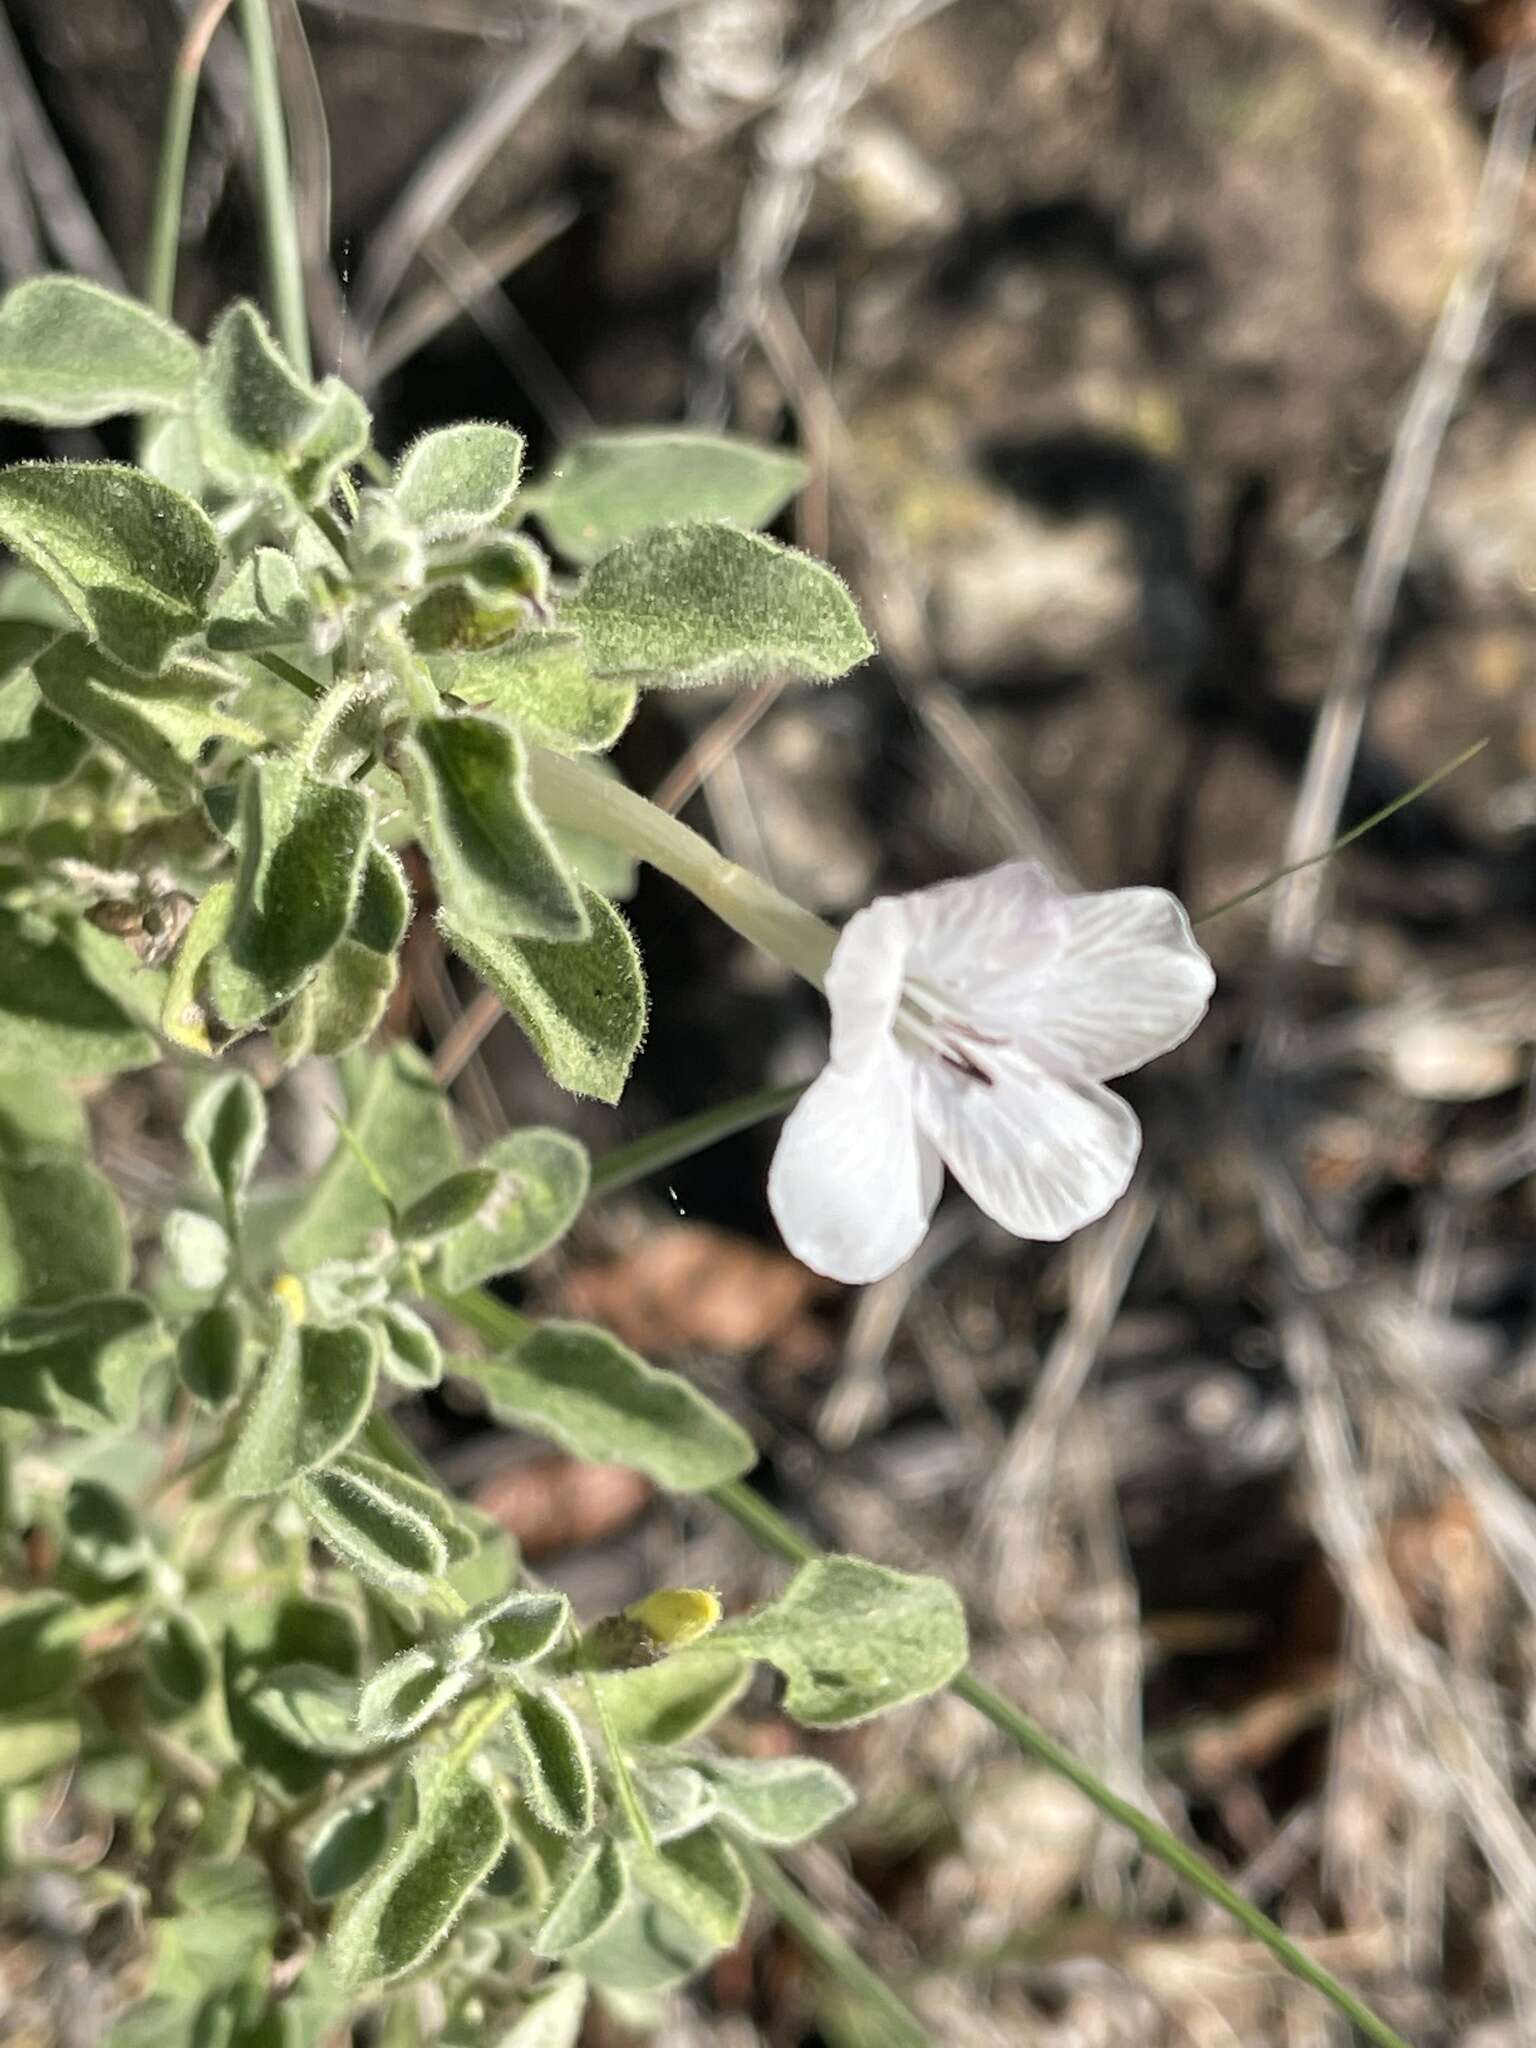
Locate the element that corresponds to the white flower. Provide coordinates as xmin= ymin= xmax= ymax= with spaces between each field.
xmin=768 ymin=861 xmax=1215 ymax=1284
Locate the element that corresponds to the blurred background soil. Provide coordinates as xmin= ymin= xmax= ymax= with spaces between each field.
xmin=5 ymin=0 xmax=1536 ymax=2042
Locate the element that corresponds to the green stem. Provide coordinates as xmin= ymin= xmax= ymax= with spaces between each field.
xmin=590 ymin=1080 xmax=807 ymax=1197
xmin=236 ymin=0 xmax=311 ymax=376
xmin=433 ymin=1278 xmax=1405 ymax=2043
xmin=528 ymin=750 xmax=838 ymax=989
xmin=1194 ymin=737 xmax=1487 ymax=926
xmin=578 ymin=1654 xmax=657 ymax=1855
xmin=736 ymin=1840 xmax=931 ymax=2048
xmin=253 ymin=650 xmax=327 ymax=703
xmin=709 ymin=1480 xmax=1409 ymax=2048
xmin=147 ymin=1 xmax=239 ymax=316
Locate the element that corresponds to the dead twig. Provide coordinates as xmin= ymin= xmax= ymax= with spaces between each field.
xmin=969 ymin=1179 xmax=1158 ymax=1612
xmin=347 ymin=22 xmax=588 ymax=355
xmin=694 ymin=0 xmax=960 ymax=417
xmin=1258 ymin=62 xmax=1536 ymax=1026
xmin=363 ymin=198 xmax=579 ymax=387
xmin=0 ymin=4 xmax=123 ymax=286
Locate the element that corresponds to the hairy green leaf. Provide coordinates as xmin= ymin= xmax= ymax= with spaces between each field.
xmin=441 ymin=886 xmax=645 ymax=1105
xmin=0 ymin=276 xmax=199 ymax=426
xmin=206 ymin=549 xmax=312 ymax=651
xmin=282 ymin=1045 xmax=460 ymax=1267
xmin=191 ymin=1768 xmax=257 ymax=1864
xmin=224 ymin=1593 xmax=362 ymax=1798
xmin=636 ymin=1765 xmax=719 ymax=1845
xmin=0 ymin=678 xmax=89 ymax=789
xmin=504 ymin=1683 xmax=594 ymax=1837
xmin=713 ymin=1556 xmax=968 ymax=1727
xmin=394 ymin=422 xmax=525 ymax=541
xmin=406 ymin=532 xmax=548 ymax=653
xmin=458 ymin=1588 xmax=569 ymax=1675
xmin=532 ymin=430 xmax=806 ymax=566
xmin=631 ymin=1825 xmax=749 ymax=1952
xmin=569 ymin=1897 xmax=716 ymax=1994
xmin=145 ymin=1610 xmax=214 ymax=1719
xmin=34 ymin=637 xmax=259 ymax=799
xmin=210 ymin=753 xmax=373 ymax=1029
xmin=398 ymin=1167 xmax=499 ymax=1243
xmin=589 ymin=1651 xmax=750 ymax=1748
xmin=0 ymin=1590 xmax=80 ymax=1709
xmin=532 ymin=1835 xmax=627 ymax=1958
xmin=431 ymin=633 xmax=635 ymax=754
xmin=462 ymin=1321 xmax=755 ymax=1491
xmin=356 ymin=1647 xmax=473 ymax=1743
xmin=248 ymin=1663 xmax=373 ymax=1755
xmin=0 ymin=1071 xmax=88 ymax=1162
xmin=698 ymin=1753 xmax=856 ymax=1846
xmin=176 ymin=1300 xmax=245 ymax=1407
xmin=496 ymin=1974 xmax=587 ymax=2047
xmin=401 ymin=712 xmax=586 ymax=941
xmin=198 ymin=302 xmax=369 ymax=508
xmin=370 ymin=1301 xmax=443 ymax=1391
xmin=0 ymin=1295 xmax=161 ymax=1430
xmin=0 ymin=462 xmax=218 ymax=673
xmin=0 ymin=1155 xmax=129 ymax=1309
xmin=328 ymin=1753 xmax=508 ymax=1988
xmin=161 ymin=882 xmax=234 ymax=1057
xmin=0 ymin=907 xmax=156 ymax=1076
xmin=296 ymin=1454 xmax=450 ymax=1597
xmin=306 ymin=1792 xmax=393 ymax=1901
xmin=436 ymin=1128 xmax=588 ymax=1291
xmin=569 ymin=522 xmax=871 ymax=688
xmin=186 ymin=1070 xmax=267 ymax=1216
xmin=63 ymin=1475 xmax=147 ymax=1583
xmin=147 ymin=1860 xmax=279 ymax=2007
xmin=223 ymin=1314 xmax=376 ymax=1496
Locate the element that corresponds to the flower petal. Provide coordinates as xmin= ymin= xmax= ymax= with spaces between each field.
xmin=769 ymin=1049 xmax=941 ymax=1284
xmin=913 ymin=1056 xmax=1140 ymax=1242
xmin=894 ymin=861 xmax=1070 ymax=1004
xmin=823 ymin=897 xmax=910 ymax=1071
xmin=974 ymin=886 xmax=1214 ymax=1081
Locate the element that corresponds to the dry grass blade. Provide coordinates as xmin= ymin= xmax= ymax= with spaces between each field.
xmin=1282 ymin=1306 xmax=1536 ymax=1929
xmin=348 ymin=24 xmax=587 ymax=354
xmin=363 ymin=198 xmax=579 ymax=386
xmin=1261 ymin=62 xmax=1536 ymax=1003
xmin=0 ymin=4 xmax=123 ymax=286
xmin=0 ymin=73 xmax=44 ymax=279
xmin=816 ymin=1205 xmax=975 ymax=1449
xmin=298 ymin=0 xmax=530 ymax=33
xmin=969 ymin=1178 xmax=1158 ymax=1610
xmin=695 ymin=0 xmax=961 ymax=415
xmin=754 ymin=287 xmax=1081 ymax=879
xmin=422 ymin=224 xmax=591 ymax=443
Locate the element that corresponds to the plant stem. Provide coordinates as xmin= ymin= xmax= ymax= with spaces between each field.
xmin=590 ymin=1079 xmax=807 ymax=1197
xmin=148 ymin=0 xmax=240 ymax=317
xmin=528 ymin=749 xmax=838 ymax=989
xmin=236 ymin=0 xmax=311 ymax=375
xmin=1194 ymin=737 xmax=1487 ymax=926
xmin=737 ymin=1839 xmax=932 ymax=2048
xmin=708 ymin=1480 xmax=1410 ymax=2048
xmin=434 ymin=1279 xmax=1404 ymax=2041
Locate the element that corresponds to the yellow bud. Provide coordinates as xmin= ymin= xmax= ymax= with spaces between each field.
xmin=624 ymin=1587 xmax=721 ymax=1650
xmin=271 ymin=1273 xmax=306 ymax=1324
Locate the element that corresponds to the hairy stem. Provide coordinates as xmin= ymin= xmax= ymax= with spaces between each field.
xmin=527 ymin=748 xmax=838 ymax=988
